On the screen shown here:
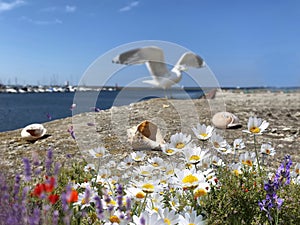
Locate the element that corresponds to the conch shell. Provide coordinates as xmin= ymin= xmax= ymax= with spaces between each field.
xmin=212 ymin=112 xmax=241 ymax=129
xmin=127 ymin=120 xmax=165 ymax=150
xmin=21 ymin=123 xmax=47 ymax=141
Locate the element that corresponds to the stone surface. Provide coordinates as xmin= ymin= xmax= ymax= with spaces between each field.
xmin=0 ymin=89 xmax=299 ymax=178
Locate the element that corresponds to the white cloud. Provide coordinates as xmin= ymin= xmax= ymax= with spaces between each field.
xmin=65 ymin=5 xmax=76 ymax=13
xmin=119 ymin=1 xmax=139 ymax=12
xmin=0 ymin=0 xmax=25 ymax=12
xmin=21 ymin=16 xmax=62 ymax=25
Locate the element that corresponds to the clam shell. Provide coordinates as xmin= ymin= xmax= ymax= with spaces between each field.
xmin=21 ymin=124 xmax=47 ymax=141
xmin=212 ymin=112 xmax=241 ymax=129
xmin=127 ymin=120 xmax=165 ymax=150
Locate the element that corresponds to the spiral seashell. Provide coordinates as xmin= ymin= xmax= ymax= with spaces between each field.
xmin=212 ymin=112 xmax=241 ymax=129
xmin=21 ymin=124 xmax=47 ymax=141
xmin=127 ymin=120 xmax=165 ymax=150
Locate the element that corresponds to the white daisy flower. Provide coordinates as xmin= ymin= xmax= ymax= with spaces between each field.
xmin=210 ymin=133 xmax=227 ymax=151
xmin=193 ymin=181 xmax=211 ymax=198
xmin=174 ymin=168 xmax=205 ymax=190
xmin=233 ymin=138 xmax=246 ymax=150
xmin=133 ymin=165 xmax=154 ymax=177
xmin=230 ymin=163 xmax=243 ymax=176
xmin=131 ymin=152 xmax=146 ymax=162
xmin=243 ymin=116 xmax=269 ymax=135
xmin=161 ymin=143 xmax=179 ymax=156
xmin=126 ymin=187 xmax=147 ymax=201
xmin=132 ymin=211 xmax=165 ymax=225
xmin=217 ymin=143 xmax=233 ymax=155
xmin=169 ymin=132 xmax=191 ymax=150
xmin=118 ymin=156 xmax=134 ymax=170
xmin=158 ymin=207 xmax=181 ymax=225
xmin=84 ymin=163 xmax=95 ymax=172
xmin=191 ymin=123 xmax=214 ymax=141
xmin=179 ymin=211 xmax=205 ymax=225
xmin=146 ymin=193 xmax=165 ymax=212
xmin=260 ymin=143 xmax=276 ymax=156
xmin=88 ymin=146 xmax=106 ymax=158
xmin=210 ymin=155 xmax=225 ymax=167
xmin=291 ymin=162 xmax=300 ymax=177
xmin=182 ymin=147 xmax=209 ymax=164
xmin=132 ymin=179 xmax=163 ymax=194
xmin=73 ymin=187 xmax=96 ymax=209
xmin=239 ymin=151 xmax=257 ymax=167
xmin=148 ymin=156 xmax=164 ymax=168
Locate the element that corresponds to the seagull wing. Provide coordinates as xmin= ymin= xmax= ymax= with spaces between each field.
xmin=175 ymin=52 xmax=205 ymax=68
xmin=112 ymin=46 xmax=169 ymax=77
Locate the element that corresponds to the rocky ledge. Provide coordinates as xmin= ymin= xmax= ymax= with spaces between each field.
xmin=1 ymin=90 xmax=300 ymax=178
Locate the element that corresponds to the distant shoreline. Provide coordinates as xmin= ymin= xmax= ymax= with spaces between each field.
xmin=1 ymin=84 xmax=300 ymax=94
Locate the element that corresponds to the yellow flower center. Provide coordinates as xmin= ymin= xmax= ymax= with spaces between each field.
xmin=109 ymin=199 xmax=117 ymax=206
xmin=136 ymin=191 xmax=146 ymax=199
xmin=182 ymin=174 xmax=199 ymax=184
xmin=134 ymin=156 xmax=141 ymax=161
xmin=242 ymin=160 xmax=253 ymax=167
xmin=141 ymin=171 xmax=150 ymax=176
xmin=166 ymin=149 xmax=174 ymax=154
xmin=81 ymin=198 xmax=87 ymax=204
xmin=200 ymin=133 xmax=208 ymax=137
xmin=153 ymin=207 xmax=158 ymax=212
xmin=176 ymin=142 xmax=185 ymax=149
xmin=266 ymin=149 xmax=270 ymax=154
xmin=110 ymin=215 xmax=120 ymax=223
xmin=213 ymin=142 xmax=220 ymax=148
xmin=164 ymin=218 xmax=171 ymax=225
xmin=295 ymin=168 xmax=299 ymax=174
xmin=194 ymin=188 xmax=207 ymax=198
xmin=152 ymin=162 xmax=159 ymax=167
xmin=166 ymin=169 xmax=174 ymax=175
xmin=189 ymin=224 xmax=196 ymax=225
xmin=233 ymin=169 xmax=240 ymax=176
xmin=250 ymin=126 xmax=260 ymax=133
xmin=142 ymin=183 xmax=155 ymax=193
xmin=189 ymin=155 xmax=201 ymax=161
xmin=95 ymin=153 xmax=103 ymax=157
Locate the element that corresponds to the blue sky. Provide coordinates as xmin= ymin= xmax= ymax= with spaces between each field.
xmin=0 ymin=0 xmax=299 ymax=87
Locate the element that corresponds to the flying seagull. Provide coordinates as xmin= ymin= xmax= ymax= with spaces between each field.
xmin=112 ymin=46 xmax=205 ymax=95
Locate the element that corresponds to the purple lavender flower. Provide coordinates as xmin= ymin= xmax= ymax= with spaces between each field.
xmin=28 ymin=207 xmax=40 ymax=225
xmin=13 ymin=174 xmax=21 ymax=200
xmin=94 ymin=195 xmax=104 ymax=220
xmin=52 ymin=210 xmax=59 ymax=225
xmin=259 ymin=155 xmax=292 ymax=222
xmin=22 ymin=158 xmax=32 ymax=181
xmin=140 ymin=216 xmax=146 ymax=225
xmin=46 ymin=148 xmax=53 ymax=176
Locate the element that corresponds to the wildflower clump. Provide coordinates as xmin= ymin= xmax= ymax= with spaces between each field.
xmin=0 ymin=115 xmax=300 ymax=224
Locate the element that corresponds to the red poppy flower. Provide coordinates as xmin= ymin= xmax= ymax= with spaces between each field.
xmin=67 ymin=190 xmax=78 ymax=203
xmin=32 ymin=183 xmax=45 ymax=197
xmin=48 ymin=194 xmax=60 ymax=204
xmin=44 ymin=177 xmax=56 ymax=193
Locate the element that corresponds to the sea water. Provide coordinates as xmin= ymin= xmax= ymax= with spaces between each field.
xmin=0 ymin=89 xmax=204 ymax=132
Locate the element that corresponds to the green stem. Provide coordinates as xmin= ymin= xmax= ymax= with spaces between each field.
xmin=253 ymin=135 xmax=263 ymax=186
xmin=138 ymin=193 xmax=148 ymax=216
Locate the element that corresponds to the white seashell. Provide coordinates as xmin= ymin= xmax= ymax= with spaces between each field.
xmin=127 ymin=120 xmax=165 ymax=150
xmin=21 ymin=123 xmax=47 ymax=141
xmin=212 ymin=112 xmax=241 ymax=129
